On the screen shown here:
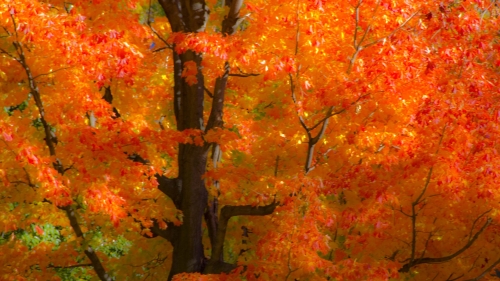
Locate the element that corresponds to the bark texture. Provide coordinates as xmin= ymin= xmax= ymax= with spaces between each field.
xmin=153 ymin=0 xmax=278 ymax=279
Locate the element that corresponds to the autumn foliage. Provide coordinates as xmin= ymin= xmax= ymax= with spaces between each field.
xmin=2 ymin=0 xmax=500 ymax=280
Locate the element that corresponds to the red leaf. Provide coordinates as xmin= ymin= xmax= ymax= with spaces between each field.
xmin=2 ymin=132 xmax=12 ymax=141
xmin=35 ymin=225 xmax=44 ymax=235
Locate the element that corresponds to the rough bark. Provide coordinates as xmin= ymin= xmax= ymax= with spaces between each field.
xmin=155 ymin=1 xmax=279 ymax=279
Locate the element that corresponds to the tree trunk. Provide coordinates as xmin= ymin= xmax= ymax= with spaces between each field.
xmin=168 ymin=49 xmax=209 ymax=279
xmin=155 ymin=1 xmax=278 ymax=279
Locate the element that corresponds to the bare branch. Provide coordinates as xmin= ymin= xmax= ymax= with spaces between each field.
xmin=229 ymin=66 xmax=260 ymax=77
xmin=353 ymin=0 xmax=362 ymax=49
xmin=420 ymin=231 xmax=434 ymax=259
xmin=205 ymin=62 xmax=230 ymax=132
xmin=469 ymin=209 xmax=492 ymax=241
xmin=152 ymin=46 xmax=169 ymax=53
xmin=0 ymin=47 xmax=19 ymax=61
xmin=33 ymin=66 xmax=73 ymax=80
xmin=436 ymin=123 xmax=447 ymax=154
xmin=409 ymin=167 xmax=434 ymax=264
xmin=289 ymin=73 xmax=311 ymax=135
xmin=446 ymin=273 xmax=465 ymax=281
xmin=309 ymin=93 xmax=371 ymax=132
xmin=48 ymin=263 xmax=93 ymax=269
xmin=400 ymin=217 xmax=492 ymax=273
xmin=210 ymin=201 xmax=279 ymax=265
xmin=204 ymin=86 xmax=214 ymax=98
xmin=274 ymin=155 xmax=280 ymax=177
xmin=228 ymin=73 xmax=259 ymax=77
xmin=463 ymin=256 xmax=500 ymax=281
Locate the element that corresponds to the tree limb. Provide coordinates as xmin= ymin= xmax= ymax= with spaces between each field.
xmin=8 ymin=18 xmax=111 ymax=280
xmin=207 ymin=201 xmax=279 ymax=271
xmin=33 ymin=66 xmax=72 ymax=80
xmin=222 ymin=0 xmax=244 ymax=35
xmin=205 ymin=62 xmax=230 ymax=132
xmin=463 ymin=256 xmax=500 ymax=281
xmin=48 ymin=263 xmax=93 ymax=269
xmin=399 ymin=217 xmax=492 ymax=273
xmin=157 ymin=0 xmax=186 ymax=32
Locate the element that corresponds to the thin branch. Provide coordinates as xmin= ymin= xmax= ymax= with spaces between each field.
xmin=294 ymin=0 xmax=300 ymax=56
xmin=204 ymin=86 xmax=214 ymax=98
xmin=274 ymin=155 xmax=280 ymax=177
xmin=309 ymin=93 xmax=372 ymax=132
xmin=229 ymin=66 xmax=260 ymax=77
xmin=420 ymin=231 xmax=434 ymax=259
xmin=0 ymin=47 xmax=19 ymax=61
xmin=10 ymin=14 xmax=19 ymax=42
xmin=409 ymin=167 xmax=434 ymax=264
xmin=446 ymin=273 xmax=465 ymax=281
xmin=284 ymin=243 xmax=299 ymax=281
xmin=33 ymin=67 xmax=73 ymax=80
xmin=395 ymin=205 xmax=411 ymax=217
xmin=363 ymin=10 xmax=420 ymax=49
xmin=289 ymin=73 xmax=310 ymax=135
xmin=353 ymin=0 xmax=362 ymax=49
xmin=152 ymin=46 xmax=169 ymax=53
xmin=48 ymin=263 xmax=93 ymax=269
xmin=147 ymin=0 xmax=172 ymax=50
xmin=414 ymin=167 xmax=434 ymax=205
xmin=1 ymin=25 xmax=11 ymax=36
xmin=228 ymin=73 xmax=260 ymax=77
xmin=436 ymin=123 xmax=447 ymax=154
xmin=400 ymin=217 xmax=492 ymax=273
xmin=463 ymin=257 xmax=500 ymax=281
xmin=469 ymin=209 xmax=492 ymax=241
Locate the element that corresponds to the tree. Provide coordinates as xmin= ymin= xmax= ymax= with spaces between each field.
xmin=2 ymin=0 xmax=500 ymax=280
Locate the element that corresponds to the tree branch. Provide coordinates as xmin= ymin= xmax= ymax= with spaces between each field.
xmin=206 ymin=200 xmax=279 ymax=272
xmin=399 ymin=216 xmax=492 ymax=273
xmin=463 ymin=256 xmax=500 ymax=281
xmin=33 ymin=66 xmax=72 ymax=80
xmin=222 ymin=0 xmax=244 ymax=35
xmin=7 ymin=18 xmax=111 ymax=280
xmin=228 ymin=67 xmax=259 ymax=77
xmin=147 ymin=0 xmax=173 ymax=50
xmin=157 ymin=0 xmax=185 ymax=32
xmin=228 ymin=73 xmax=259 ymax=77
xmin=156 ymin=175 xmax=182 ymax=208
xmin=363 ymin=10 xmax=420 ymax=49
xmin=204 ymin=85 xmax=214 ymax=98
xmin=205 ymin=62 xmax=230 ymax=132
xmin=48 ymin=263 xmax=93 ymax=269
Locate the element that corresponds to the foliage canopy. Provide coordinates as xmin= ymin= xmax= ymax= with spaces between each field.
xmin=2 ymin=0 xmax=500 ymax=280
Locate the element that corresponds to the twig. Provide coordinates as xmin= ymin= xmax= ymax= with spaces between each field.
xmin=229 ymin=66 xmax=260 ymax=77
xmin=48 ymin=263 xmax=93 ymax=269
xmin=363 ymin=10 xmax=420 ymax=49
xmin=463 ymin=256 xmax=500 ymax=281
xmin=147 ymin=0 xmax=172 ymax=50
xmin=33 ymin=67 xmax=73 ymax=79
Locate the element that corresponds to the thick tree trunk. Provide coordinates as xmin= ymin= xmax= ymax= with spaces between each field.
xmin=157 ymin=1 xmax=211 ymax=279
xmin=168 ymin=49 xmax=209 ymax=279
xmin=155 ymin=1 xmax=278 ymax=279
xmin=169 ymin=144 xmax=208 ymax=278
